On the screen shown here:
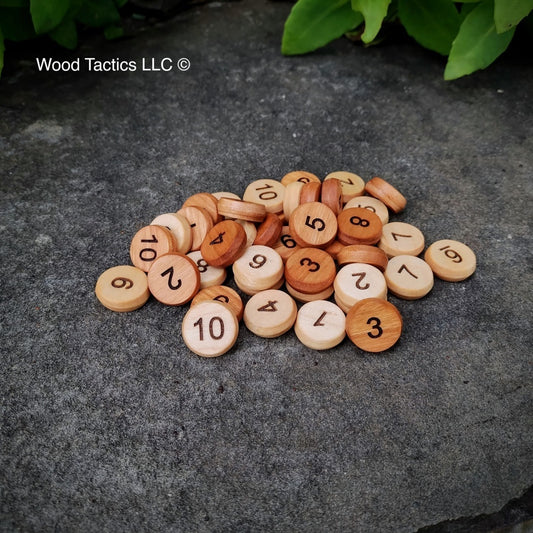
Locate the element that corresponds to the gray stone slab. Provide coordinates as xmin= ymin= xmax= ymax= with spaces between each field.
xmin=1 ymin=1 xmax=532 ymax=531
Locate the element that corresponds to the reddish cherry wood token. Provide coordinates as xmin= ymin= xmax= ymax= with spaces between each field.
xmin=151 ymin=213 xmax=192 ymax=254
xmin=147 ymin=252 xmax=200 ymax=305
xmin=191 ymin=285 xmax=244 ymax=321
xmin=289 ymin=202 xmax=338 ymax=248
xmin=182 ymin=192 xmax=222 ymax=224
xmin=345 ymin=298 xmax=402 ymax=352
xmin=385 ymin=255 xmax=434 ymax=299
xmin=243 ymin=179 xmax=285 ymax=213
xmin=295 ymin=300 xmax=346 ymax=350
xmin=424 ymin=239 xmax=477 ymax=282
xmin=283 ymin=181 xmax=304 ymax=220
xmin=285 ymin=247 xmax=336 ymax=294
xmin=254 ymin=213 xmax=283 ymax=247
xmin=176 ymin=206 xmax=214 ymax=251
xmin=300 ymin=182 xmax=321 ymax=204
xmin=321 ymin=177 xmax=343 ymax=215
xmin=217 ymin=197 xmax=266 ymax=223
xmin=285 ymin=282 xmax=334 ymax=303
xmin=187 ymin=250 xmax=226 ymax=288
xmin=336 ymin=245 xmax=388 ymax=272
xmin=379 ymin=221 xmax=425 ymax=257
xmin=95 ymin=265 xmax=150 ymax=312
xmin=365 ymin=176 xmax=407 ymax=214
xmin=324 ymin=240 xmax=345 ymax=260
xmin=337 ymin=207 xmax=383 ymax=246
xmin=200 ymin=220 xmax=247 ymax=268
xmin=324 ymin=171 xmax=365 ymax=203
xmin=281 ymin=170 xmax=321 ymax=186
xmin=130 ymin=225 xmax=177 ymax=272
xmin=344 ymin=196 xmax=389 ymax=225
xmin=272 ymin=226 xmax=301 ymax=262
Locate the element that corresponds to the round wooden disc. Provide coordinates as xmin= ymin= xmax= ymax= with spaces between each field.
xmin=200 ymin=220 xmax=247 ymax=268
xmin=234 ymin=273 xmax=285 ymax=296
xmin=285 ymin=282 xmax=334 ymax=303
xmin=212 ymin=191 xmax=241 ymax=201
xmin=272 ymin=226 xmax=301 ymax=262
xmin=191 ymin=285 xmax=244 ymax=321
xmin=334 ymin=263 xmax=388 ymax=309
xmin=424 ymin=239 xmax=477 ymax=282
xmin=232 ymin=245 xmax=284 ymax=292
xmin=378 ymin=222 xmax=425 ymax=257
xmin=336 ymin=245 xmax=388 ymax=272
xmin=324 ymin=240 xmax=345 ymax=261
xmin=147 ymin=252 xmax=200 ymax=305
xmin=243 ymin=289 xmax=297 ymax=338
xmin=295 ymin=300 xmax=346 ymax=350
xmin=289 ymin=202 xmax=338 ymax=248
xmin=282 ymin=181 xmax=304 ymax=220
xmin=321 ymin=177 xmax=343 ymax=215
xmin=176 ymin=206 xmax=214 ymax=252
xmin=385 ymin=255 xmax=434 ymax=299
xmin=337 ymin=207 xmax=383 ymax=245
xmin=365 ymin=176 xmax=407 ymax=213
xmin=300 ymin=181 xmax=322 ymax=204
xmin=217 ymin=197 xmax=266 ymax=223
xmin=129 ymin=225 xmax=177 ymax=272
xmin=243 ymin=179 xmax=285 ymax=213
xmin=182 ymin=192 xmax=222 ymax=224
xmin=285 ymin=247 xmax=336 ymax=294
xmin=151 ymin=213 xmax=192 ymax=254
xmin=280 ymin=170 xmax=321 ymax=186
xmin=182 ymin=300 xmax=239 ymax=357
xmin=187 ymin=250 xmax=227 ymax=288
xmin=95 ymin=265 xmax=150 ymax=312
xmin=345 ymin=298 xmax=403 ymax=352
xmin=236 ymin=220 xmax=257 ymax=247
xmin=344 ymin=196 xmax=389 ymax=225
xmin=324 ymin=171 xmax=365 ymax=203
xmin=254 ymin=213 xmax=283 ymax=247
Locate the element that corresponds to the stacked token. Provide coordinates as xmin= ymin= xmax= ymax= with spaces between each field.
xmin=96 ymin=171 xmax=477 ymax=357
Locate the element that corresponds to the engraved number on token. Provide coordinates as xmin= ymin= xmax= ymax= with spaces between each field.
xmin=367 ymin=317 xmax=383 ymax=338
xmin=439 ymin=245 xmax=462 ymax=263
xmin=398 ymin=264 xmax=418 ymax=278
xmin=256 ymin=183 xmax=277 ymax=200
xmin=281 ymin=234 xmax=297 ymax=248
xmin=214 ymin=294 xmax=229 ymax=303
xmin=196 ymin=258 xmax=208 ymax=272
xmin=193 ymin=316 xmax=225 ymax=340
xmin=392 ymin=232 xmax=411 ymax=241
xmin=139 ymin=235 xmax=159 ymax=261
xmin=209 ymin=232 xmax=225 ymax=245
xmin=249 ymin=254 xmax=267 ymax=269
xmin=305 ymin=216 xmax=325 ymax=232
xmin=313 ymin=311 xmax=327 ymax=327
xmin=300 ymin=257 xmax=320 ymax=272
xmin=350 ymin=216 xmax=369 ymax=227
xmin=111 ymin=277 xmax=133 ymax=289
xmin=298 ymin=176 xmax=310 ymax=183
xmin=160 ymin=266 xmax=182 ymax=290
xmin=355 ymin=204 xmax=376 ymax=212
xmin=258 ymin=300 xmax=278 ymax=312
xmin=352 ymin=272 xmax=370 ymax=290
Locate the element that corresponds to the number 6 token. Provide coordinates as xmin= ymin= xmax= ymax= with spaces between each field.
xmin=95 ymin=265 xmax=150 ymax=312
xmin=345 ymin=298 xmax=403 ymax=352
xmin=424 ymin=239 xmax=476 ymax=281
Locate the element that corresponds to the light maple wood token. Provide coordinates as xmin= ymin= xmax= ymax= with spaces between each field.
xmin=243 ymin=289 xmax=297 ymax=338
xmin=176 ymin=206 xmax=214 ymax=252
xmin=280 ymin=170 xmax=321 ymax=186
xmin=200 ymin=220 xmax=247 ymax=268
xmin=147 ymin=252 xmax=200 ymax=305
xmin=151 ymin=213 xmax=192 ymax=254
xmin=182 ymin=300 xmax=239 ymax=357
xmin=289 ymin=202 xmax=338 ymax=248
xmin=365 ymin=176 xmax=407 ymax=214
xmin=334 ymin=263 xmax=388 ymax=310
xmin=337 ymin=245 xmax=388 ymax=272
xmin=182 ymin=192 xmax=222 ymax=224
xmin=286 ymin=282 xmax=334 ymax=303
xmin=344 ymin=196 xmax=389 ymax=225
xmin=233 ymin=245 xmax=284 ymax=292
xmin=95 ymin=265 xmax=150 ymax=312
xmin=337 ymin=207 xmax=383 ymax=246
xmin=217 ymin=197 xmax=266 ymax=223
xmin=321 ymin=177 xmax=343 ymax=215
xmin=325 ymin=171 xmax=365 ymax=203
xmin=243 ymin=179 xmax=285 ymax=213
xmin=282 ymin=181 xmax=304 ymax=220
xmin=234 ymin=273 xmax=285 ymax=296
xmin=236 ymin=220 xmax=257 ymax=247
xmin=300 ymin=181 xmax=321 ymax=204
xmin=424 ymin=239 xmax=477 ymax=282
xmin=212 ymin=191 xmax=241 ymax=201
xmin=130 ymin=225 xmax=177 ymax=272
xmin=345 ymin=298 xmax=402 ymax=352
xmin=285 ymin=247 xmax=336 ymax=294
xmin=254 ymin=213 xmax=283 ymax=247
xmin=191 ymin=285 xmax=244 ymax=321
xmin=295 ymin=300 xmax=346 ymax=350
xmin=385 ymin=255 xmax=434 ymax=299
xmin=379 ymin=222 xmax=425 ymax=257
xmin=187 ymin=250 xmax=226 ymax=288
xmin=272 ymin=226 xmax=301 ymax=262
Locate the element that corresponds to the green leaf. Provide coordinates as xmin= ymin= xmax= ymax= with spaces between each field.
xmin=282 ymin=0 xmax=364 ymax=55
xmin=49 ymin=17 xmax=77 ymax=48
xmin=351 ymin=0 xmax=391 ymax=43
xmin=76 ymin=0 xmax=119 ymax=27
xmin=444 ymin=0 xmax=515 ymax=79
xmin=30 ymin=0 xmax=70 ymax=34
xmin=398 ymin=0 xmax=461 ymax=55
xmin=0 ymin=26 xmax=4 ymax=77
xmin=103 ymin=23 xmax=123 ymax=39
xmin=494 ymin=0 xmax=533 ymax=33
xmin=0 ymin=6 xmax=36 ymax=40
xmin=113 ymin=0 xmax=127 ymax=6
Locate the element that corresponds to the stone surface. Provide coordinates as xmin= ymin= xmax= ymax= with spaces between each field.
xmin=1 ymin=1 xmax=532 ymax=531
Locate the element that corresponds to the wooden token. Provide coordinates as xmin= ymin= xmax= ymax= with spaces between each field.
xmin=176 ymin=206 xmax=214 ymax=251
xmin=321 ymin=177 xmax=343 ymax=215
xmin=129 ymin=225 xmax=177 ymax=272
xmin=337 ymin=207 xmax=383 ymax=246
xmin=424 ymin=239 xmax=477 ymax=282
xmin=325 ymin=171 xmax=365 ymax=203
xmin=182 ymin=192 xmax=222 ymax=224
xmin=286 ymin=282 xmax=334 ymax=303
xmin=236 ymin=220 xmax=257 ymax=247
xmin=282 ymin=181 xmax=304 ymax=220
xmin=334 ymin=263 xmax=388 ymax=309
xmin=280 ymin=170 xmax=321 ymax=186
xmin=212 ymin=191 xmax=241 ymax=201
xmin=379 ymin=222 xmax=425 ymax=257
xmin=344 ymin=196 xmax=389 ymax=225
xmin=289 ymin=202 xmax=338 ymax=248
xmin=254 ymin=213 xmax=283 ymax=247
xmin=285 ymin=247 xmax=336 ymax=294
xmin=191 ymin=285 xmax=244 ymax=321
xmin=365 ymin=176 xmax=407 ymax=213
xmin=333 ymin=291 xmax=354 ymax=314
xmin=187 ymin=250 xmax=226 ymax=288
xmin=217 ymin=197 xmax=266 ymax=223
xmin=243 ymin=289 xmax=297 ymax=338
xmin=336 ymin=245 xmax=388 ymax=272
xmin=272 ymin=226 xmax=301 ymax=262
xmin=200 ymin=220 xmax=247 ymax=268
xmin=151 ymin=212 xmax=192 ymax=254
xmin=182 ymin=300 xmax=238 ymax=357
xmin=324 ymin=240 xmax=345 ymax=260
xmin=345 ymin=298 xmax=402 ymax=352
xmin=233 ymin=245 xmax=284 ymax=292
xmin=95 ymin=265 xmax=149 ymax=312
xmin=234 ymin=273 xmax=285 ymax=296
xmin=295 ymin=300 xmax=346 ymax=350
xmin=300 ymin=181 xmax=321 ymax=204
xmin=147 ymin=252 xmax=200 ymax=305
xmin=243 ymin=179 xmax=285 ymax=213
xmin=385 ymin=255 xmax=434 ymax=299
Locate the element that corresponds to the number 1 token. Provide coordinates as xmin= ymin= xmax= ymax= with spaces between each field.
xmin=95 ymin=265 xmax=150 ymax=312
xmin=424 ymin=239 xmax=476 ymax=281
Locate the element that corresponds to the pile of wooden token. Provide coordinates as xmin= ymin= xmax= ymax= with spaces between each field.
xmin=95 ymin=170 xmax=477 ymax=357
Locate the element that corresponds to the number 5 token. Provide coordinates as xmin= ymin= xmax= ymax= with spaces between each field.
xmin=345 ymin=298 xmax=402 ymax=352
xmin=424 ymin=239 xmax=476 ymax=281
xmin=95 ymin=265 xmax=150 ymax=312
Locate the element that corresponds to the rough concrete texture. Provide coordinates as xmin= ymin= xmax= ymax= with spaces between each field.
xmin=1 ymin=1 xmax=532 ymax=531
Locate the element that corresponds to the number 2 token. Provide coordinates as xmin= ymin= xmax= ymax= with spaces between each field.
xmin=95 ymin=265 xmax=150 ymax=312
